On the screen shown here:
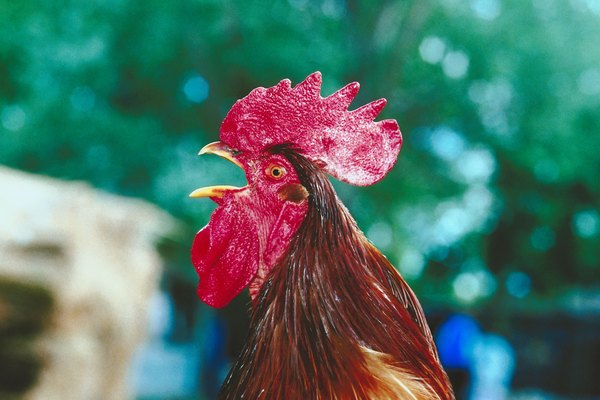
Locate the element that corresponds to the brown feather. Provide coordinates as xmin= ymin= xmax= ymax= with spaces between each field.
xmin=218 ymin=147 xmax=454 ymax=399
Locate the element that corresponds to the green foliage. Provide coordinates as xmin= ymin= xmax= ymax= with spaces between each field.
xmin=1 ymin=0 xmax=599 ymax=306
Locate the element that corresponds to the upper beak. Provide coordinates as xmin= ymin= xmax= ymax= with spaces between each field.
xmin=198 ymin=141 xmax=243 ymax=169
xmin=189 ymin=141 xmax=245 ymax=199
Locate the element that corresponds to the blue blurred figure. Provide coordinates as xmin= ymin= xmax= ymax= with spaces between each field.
xmin=436 ymin=314 xmax=515 ymax=400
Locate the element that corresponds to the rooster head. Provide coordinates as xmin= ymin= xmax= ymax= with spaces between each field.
xmin=190 ymin=72 xmax=402 ymax=308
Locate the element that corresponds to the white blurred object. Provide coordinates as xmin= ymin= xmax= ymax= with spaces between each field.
xmin=470 ymin=334 xmax=516 ymax=400
xmin=0 ymin=166 xmax=174 ymax=400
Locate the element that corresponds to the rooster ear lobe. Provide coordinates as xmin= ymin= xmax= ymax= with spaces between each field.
xmin=278 ymin=183 xmax=309 ymax=204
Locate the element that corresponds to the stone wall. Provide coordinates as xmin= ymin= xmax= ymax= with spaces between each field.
xmin=0 ymin=166 xmax=174 ymax=400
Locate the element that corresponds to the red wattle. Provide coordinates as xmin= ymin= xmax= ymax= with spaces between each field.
xmin=192 ymin=202 xmax=259 ymax=308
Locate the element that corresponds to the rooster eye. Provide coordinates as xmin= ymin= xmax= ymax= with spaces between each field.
xmin=266 ymin=164 xmax=286 ymax=180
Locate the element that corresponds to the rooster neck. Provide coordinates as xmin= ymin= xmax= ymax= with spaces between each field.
xmin=218 ymin=148 xmax=453 ymax=400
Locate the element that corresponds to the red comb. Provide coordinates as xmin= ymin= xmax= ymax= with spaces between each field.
xmin=220 ymin=72 xmax=402 ymax=186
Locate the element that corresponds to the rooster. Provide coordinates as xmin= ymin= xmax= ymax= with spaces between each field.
xmin=190 ymin=72 xmax=454 ymax=399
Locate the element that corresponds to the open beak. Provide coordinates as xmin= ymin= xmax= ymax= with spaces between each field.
xmin=189 ymin=141 xmax=245 ymax=199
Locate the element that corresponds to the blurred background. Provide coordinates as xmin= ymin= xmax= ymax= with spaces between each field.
xmin=1 ymin=0 xmax=599 ymax=399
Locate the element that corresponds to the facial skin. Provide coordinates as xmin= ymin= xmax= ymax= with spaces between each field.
xmin=190 ymin=144 xmax=308 ymax=308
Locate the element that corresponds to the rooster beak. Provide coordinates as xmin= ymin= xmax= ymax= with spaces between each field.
xmin=189 ymin=185 xmax=240 ymax=199
xmin=190 ymin=141 xmax=245 ymax=199
xmin=198 ymin=141 xmax=243 ymax=169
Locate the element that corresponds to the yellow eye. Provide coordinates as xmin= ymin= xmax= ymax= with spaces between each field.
xmin=266 ymin=164 xmax=286 ymax=180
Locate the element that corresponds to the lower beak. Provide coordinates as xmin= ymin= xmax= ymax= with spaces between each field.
xmin=189 ymin=141 xmax=245 ymax=199
xmin=189 ymin=185 xmax=240 ymax=199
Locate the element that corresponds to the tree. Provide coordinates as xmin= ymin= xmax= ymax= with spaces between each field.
xmin=1 ymin=0 xmax=599 ymax=304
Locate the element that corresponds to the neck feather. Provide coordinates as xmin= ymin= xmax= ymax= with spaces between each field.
xmin=218 ymin=148 xmax=453 ymax=400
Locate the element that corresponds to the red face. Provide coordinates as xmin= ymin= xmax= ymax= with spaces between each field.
xmin=190 ymin=143 xmax=308 ymax=308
